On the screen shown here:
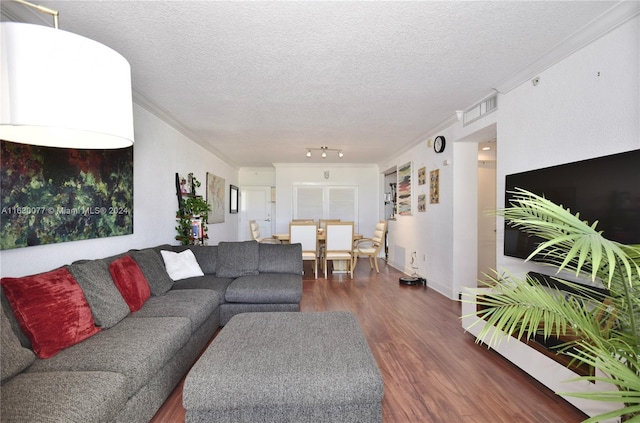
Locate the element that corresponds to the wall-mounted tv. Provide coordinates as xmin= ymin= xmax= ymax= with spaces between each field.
xmin=504 ymin=149 xmax=640 ymax=260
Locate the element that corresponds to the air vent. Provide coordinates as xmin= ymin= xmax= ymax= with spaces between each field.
xmin=463 ymin=94 xmax=497 ymax=126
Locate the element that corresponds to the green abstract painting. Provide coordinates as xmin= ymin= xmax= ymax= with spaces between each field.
xmin=1 ymin=140 xmax=133 ymax=250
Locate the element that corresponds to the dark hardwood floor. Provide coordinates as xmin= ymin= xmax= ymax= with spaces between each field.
xmin=150 ymin=261 xmax=588 ymax=422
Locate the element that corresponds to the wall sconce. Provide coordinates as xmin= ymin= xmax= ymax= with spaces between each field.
xmin=306 ymin=146 xmax=343 ymax=159
xmin=0 ymin=0 xmax=134 ymax=149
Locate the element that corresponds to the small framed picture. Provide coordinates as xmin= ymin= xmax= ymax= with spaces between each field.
xmin=418 ymin=167 xmax=426 ymax=185
xmin=418 ymin=194 xmax=426 ymax=212
xmin=229 ymin=185 xmax=239 ymax=214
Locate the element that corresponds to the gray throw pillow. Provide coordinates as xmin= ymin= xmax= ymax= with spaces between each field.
xmin=190 ymin=246 xmax=218 ymax=274
xmin=258 ymin=243 xmax=303 ymax=274
xmin=129 ymin=249 xmax=174 ymax=296
xmin=67 ymin=257 xmax=130 ymax=329
xmin=216 ymin=241 xmax=259 ymax=278
xmin=1 ymin=301 xmax=35 ymax=383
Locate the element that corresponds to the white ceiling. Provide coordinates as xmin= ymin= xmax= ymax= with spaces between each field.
xmin=2 ymin=1 xmax=635 ymax=167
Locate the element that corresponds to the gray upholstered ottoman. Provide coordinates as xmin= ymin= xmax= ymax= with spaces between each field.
xmin=183 ymin=311 xmax=384 ymax=423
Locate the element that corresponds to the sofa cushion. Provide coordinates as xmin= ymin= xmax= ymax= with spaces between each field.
xmin=109 ymin=255 xmax=151 ymax=312
xmin=0 ymin=267 xmax=101 ymax=359
xmin=1 ymin=371 xmax=128 ymax=422
xmin=1 ymin=301 xmax=35 ymax=383
xmin=26 ymin=317 xmax=191 ymax=395
xmin=129 ymin=249 xmax=174 ymax=296
xmin=133 ymin=289 xmax=219 ymax=333
xmin=171 ymin=275 xmax=234 ymax=304
xmin=161 ymin=249 xmax=204 ymax=281
xmin=1 ymin=288 xmax=31 ymax=349
xmin=67 ymin=258 xmax=130 ymax=329
xmin=258 ymin=243 xmax=303 ymax=274
xmin=216 ymin=241 xmax=259 ymax=278
xmin=190 ymin=246 xmax=218 ymax=274
xmin=225 ymin=273 xmax=303 ymax=304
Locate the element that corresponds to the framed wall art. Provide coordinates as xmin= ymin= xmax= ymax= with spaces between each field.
xmin=1 ymin=140 xmax=133 ymax=250
xmin=397 ymin=161 xmax=412 ymax=215
xmin=430 ymin=169 xmax=440 ymax=204
xmin=229 ymin=185 xmax=239 ymax=214
xmin=418 ymin=194 xmax=426 ymax=212
xmin=418 ymin=166 xmax=426 ymax=185
xmin=206 ymin=172 xmax=225 ymax=223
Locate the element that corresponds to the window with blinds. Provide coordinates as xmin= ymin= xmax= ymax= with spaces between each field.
xmin=293 ymin=185 xmax=358 ymax=230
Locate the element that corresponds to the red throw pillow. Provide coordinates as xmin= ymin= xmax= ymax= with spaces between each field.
xmin=0 ymin=267 xmax=101 ymax=359
xmin=109 ymin=255 xmax=151 ymax=312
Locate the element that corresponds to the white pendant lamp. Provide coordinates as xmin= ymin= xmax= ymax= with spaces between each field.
xmin=1 ymin=20 xmax=134 ymax=149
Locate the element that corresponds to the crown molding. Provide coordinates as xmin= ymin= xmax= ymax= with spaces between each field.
xmin=132 ymin=89 xmax=238 ymax=168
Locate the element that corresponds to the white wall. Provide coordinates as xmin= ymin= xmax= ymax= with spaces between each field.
xmin=497 ymin=14 xmax=640 ymax=280
xmin=273 ymin=163 xmax=381 ymax=237
xmin=383 ymin=14 xmax=639 ymax=299
xmin=239 ymin=167 xmax=276 ymax=186
xmin=381 ymin=131 xmax=458 ymax=296
xmin=0 ymin=103 xmax=239 ymax=277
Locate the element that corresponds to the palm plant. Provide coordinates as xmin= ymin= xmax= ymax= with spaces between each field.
xmin=465 ymin=188 xmax=640 ymax=422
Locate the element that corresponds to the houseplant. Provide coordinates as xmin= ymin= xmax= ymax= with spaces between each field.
xmin=466 ymin=188 xmax=640 ymax=422
xmin=175 ymin=174 xmax=211 ymax=245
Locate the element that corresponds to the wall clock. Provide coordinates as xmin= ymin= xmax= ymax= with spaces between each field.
xmin=434 ymin=136 xmax=446 ymax=153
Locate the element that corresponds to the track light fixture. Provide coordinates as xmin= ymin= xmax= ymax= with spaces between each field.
xmin=305 ymin=146 xmax=343 ymax=159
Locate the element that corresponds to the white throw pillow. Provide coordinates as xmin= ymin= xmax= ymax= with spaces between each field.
xmin=160 ymin=249 xmax=204 ymax=281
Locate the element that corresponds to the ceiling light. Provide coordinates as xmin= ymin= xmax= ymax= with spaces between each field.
xmin=482 ymin=147 xmax=491 ymax=151
xmin=0 ymin=2 xmax=134 ymax=149
xmin=305 ymin=146 xmax=344 ymax=159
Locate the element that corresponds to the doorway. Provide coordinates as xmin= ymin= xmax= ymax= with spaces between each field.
xmin=240 ymin=186 xmax=274 ymax=241
xmin=477 ymin=140 xmax=497 ymax=283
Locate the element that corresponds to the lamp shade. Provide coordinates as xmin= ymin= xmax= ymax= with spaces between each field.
xmin=1 ymin=22 xmax=134 ymax=149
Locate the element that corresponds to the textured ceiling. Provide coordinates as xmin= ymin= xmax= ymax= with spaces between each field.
xmin=1 ymin=1 xmax=630 ymax=167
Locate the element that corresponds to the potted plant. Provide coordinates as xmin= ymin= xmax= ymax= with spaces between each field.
xmin=175 ymin=174 xmax=211 ymax=245
xmin=465 ymin=188 xmax=640 ymax=422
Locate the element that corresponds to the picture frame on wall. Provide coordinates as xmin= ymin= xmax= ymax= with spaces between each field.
xmin=418 ymin=194 xmax=426 ymax=212
xmin=397 ymin=161 xmax=412 ymax=215
xmin=418 ymin=166 xmax=426 ymax=185
xmin=206 ymin=172 xmax=225 ymax=223
xmin=430 ymin=169 xmax=440 ymax=204
xmin=230 ymin=185 xmax=239 ymax=214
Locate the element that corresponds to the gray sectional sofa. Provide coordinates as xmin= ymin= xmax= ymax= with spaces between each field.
xmin=0 ymin=240 xmax=303 ymax=422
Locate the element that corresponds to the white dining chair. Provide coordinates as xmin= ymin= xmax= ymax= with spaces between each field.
xmin=354 ymin=220 xmax=387 ymax=273
xmin=249 ymin=220 xmax=279 ymax=243
xmin=324 ymin=221 xmax=355 ymax=279
xmin=289 ymin=221 xmax=319 ymax=278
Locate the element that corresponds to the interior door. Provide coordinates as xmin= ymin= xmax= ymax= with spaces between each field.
xmin=477 ymin=150 xmax=497 ymax=284
xmin=240 ymin=186 xmax=273 ymax=240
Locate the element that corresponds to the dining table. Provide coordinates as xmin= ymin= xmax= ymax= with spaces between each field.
xmin=272 ymin=232 xmax=363 ymax=242
xmin=272 ymin=231 xmax=363 ymax=274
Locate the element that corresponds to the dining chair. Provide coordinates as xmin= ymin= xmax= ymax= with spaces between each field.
xmin=318 ymin=219 xmax=340 ymax=230
xmin=317 ymin=219 xmax=340 ymax=264
xmin=289 ymin=221 xmax=319 ymax=278
xmin=354 ymin=220 xmax=387 ymax=273
xmin=324 ymin=221 xmax=355 ymax=279
xmin=249 ymin=220 xmax=280 ymax=243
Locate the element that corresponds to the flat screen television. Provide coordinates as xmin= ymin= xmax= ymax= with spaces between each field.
xmin=504 ymin=149 xmax=640 ymax=260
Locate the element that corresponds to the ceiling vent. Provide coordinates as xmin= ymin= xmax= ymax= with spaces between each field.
xmin=463 ymin=94 xmax=497 ymax=126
